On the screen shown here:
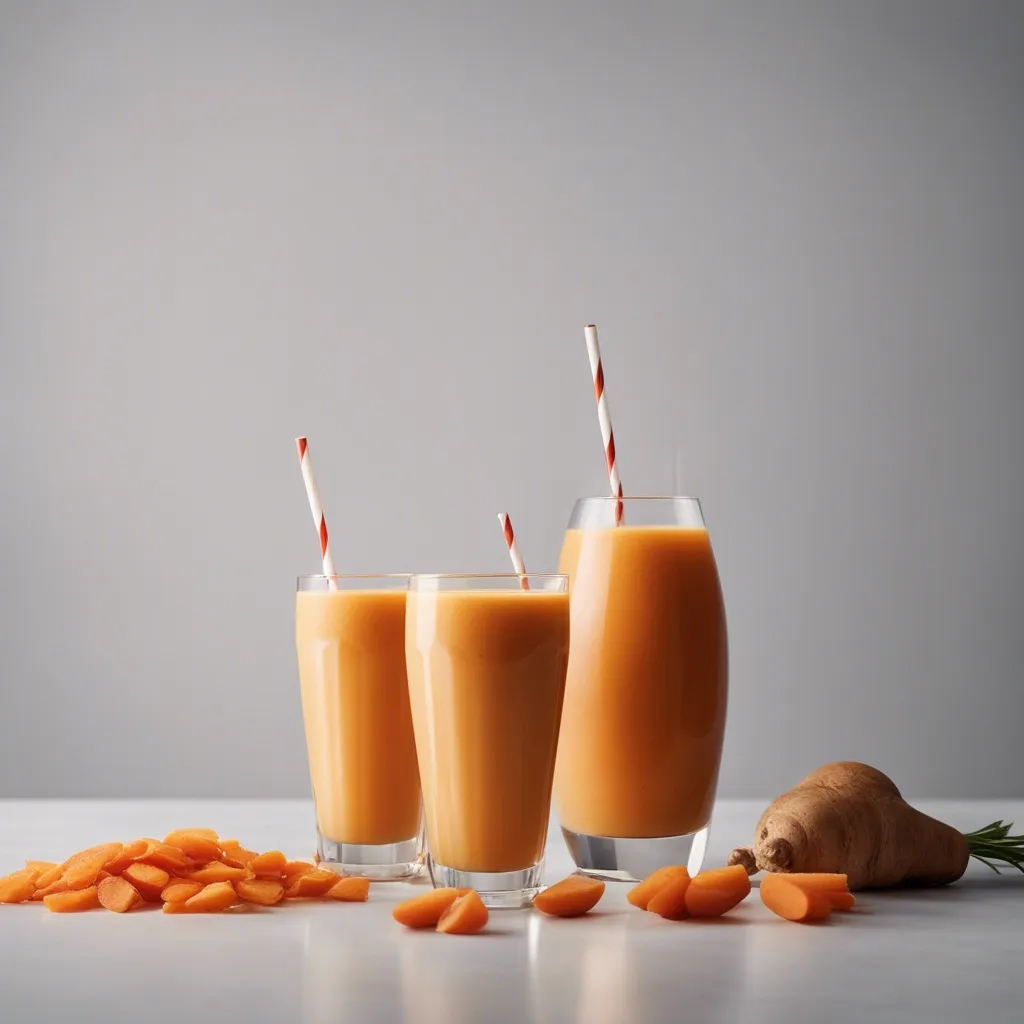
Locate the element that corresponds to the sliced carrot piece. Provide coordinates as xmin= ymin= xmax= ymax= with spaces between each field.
xmin=647 ymin=873 xmax=692 ymax=920
xmin=684 ymin=865 xmax=751 ymax=918
xmin=188 ymin=862 xmax=249 ymax=884
xmin=162 ymin=900 xmax=191 ymax=914
xmin=44 ymin=886 xmax=101 ymax=913
xmin=26 ymin=860 xmax=58 ymax=873
xmin=33 ymin=864 xmax=64 ymax=891
xmin=97 ymin=876 xmax=142 ymax=913
xmin=62 ymin=843 xmax=124 ymax=889
xmin=236 ymin=878 xmax=285 ymax=906
xmin=284 ymin=868 xmax=339 ymax=898
xmin=282 ymin=860 xmax=316 ymax=879
xmin=64 ymin=854 xmax=111 ymax=890
xmin=760 ymin=877 xmax=832 ymax=923
xmin=627 ymin=866 xmax=690 ymax=910
xmin=0 ymin=870 xmax=39 ymax=904
xmin=61 ymin=842 xmax=123 ymax=873
xmin=437 ymin=889 xmax=488 ymax=935
xmin=760 ymin=872 xmax=855 ymax=911
xmin=534 ymin=875 xmax=605 ymax=918
xmin=184 ymin=882 xmax=238 ymax=913
xmin=772 ymin=871 xmax=848 ymax=890
xmin=121 ymin=862 xmax=171 ymax=901
xmin=103 ymin=839 xmax=150 ymax=876
xmin=326 ymin=876 xmax=370 ymax=902
xmin=161 ymin=880 xmax=204 ymax=903
xmin=166 ymin=828 xmax=219 ymax=842
xmin=137 ymin=842 xmax=192 ymax=873
xmin=219 ymin=840 xmax=258 ymax=868
xmin=163 ymin=830 xmax=221 ymax=863
xmin=250 ymin=850 xmax=287 ymax=878
xmin=33 ymin=878 xmax=70 ymax=899
xmin=393 ymin=888 xmax=462 ymax=928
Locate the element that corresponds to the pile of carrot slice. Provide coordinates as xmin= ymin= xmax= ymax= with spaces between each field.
xmin=628 ymin=864 xmax=855 ymax=924
xmin=628 ymin=865 xmax=752 ymax=920
xmin=0 ymin=830 xmax=370 ymax=913
xmin=391 ymin=874 xmax=607 ymax=935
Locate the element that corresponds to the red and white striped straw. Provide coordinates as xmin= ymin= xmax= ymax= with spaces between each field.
xmin=295 ymin=437 xmax=338 ymax=588
xmin=584 ymin=324 xmax=624 ymax=524
xmin=497 ymin=513 xmax=530 ymax=590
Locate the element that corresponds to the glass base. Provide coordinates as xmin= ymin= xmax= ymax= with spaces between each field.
xmin=427 ymin=855 xmax=544 ymax=908
xmin=317 ymin=832 xmax=424 ymax=881
xmin=560 ymin=824 xmax=710 ymax=882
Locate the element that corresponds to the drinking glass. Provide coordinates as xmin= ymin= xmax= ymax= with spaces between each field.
xmin=405 ymin=573 xmax=570 ymax=907
xmin=295 ymin=574 xmax=424 ymax=879
xmin=553 ymin=497 xmax=728 ymax=879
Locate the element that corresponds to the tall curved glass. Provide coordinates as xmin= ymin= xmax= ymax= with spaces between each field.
xmin=553 ymin=497 xmax=728 ymax=880
xmin=295 ymin=575 xmax=424 ymax=879
xmin=406 ymin=573 xmax=570 ymax=907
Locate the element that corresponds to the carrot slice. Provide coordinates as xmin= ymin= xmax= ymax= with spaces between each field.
xmin=161 ymin=880 xmax=204 ymax=904
xmin=282 ymin=860 xmax=316 ymax=879
xmin=647 ymin=873 xmax=692 ymax=920
xmin=219 ymin=840 xmax=258 ymax=868
xmin=97 ymin=876 xmax=142 ymax=913
xmin=137 ymin=842 xmax=192 ymax=874
xmin=393 ymin=888 xmax=462 ymax=928
xmin=33 ymin=864 xmax=64 ymax=891
xmin=437 ymin=889 xmax=489 ymax=935
xmin=284 ymin=868 xmax=339 ymax=898
xmin=627 ymin=866 xmax=690 ymax=910
xmin=760 ymin=877 xmax=832 ymax=923
xmin=761 ymin=873 xmax=855 ymax=911
xmin=184 ymin=882 xmax=238 ymax=913
xmin=188 ymin=862 xmax=249 ymax=884
xmin=63 ymin=854 xmax=111 ymax=890
xmin=62 ymin=843 xmax=124 ymax=889
xmin=121 ymin=862 xmax=171 ymax=901
xmin=236 ymin=878 xmax=285 ymax=906
xmin=61 ymin=842 xmax=123 ymax=873
xmin=103 ymin=839 xmax=150 ymax=876
xmin=326 ymin=877 xmax=370 ymax=902
xmin=44 ymin=886 xmax=101 ymax=913
xmin=166 ymin=828 xmax=219 ymax=842
xmin=0 ymin=870 xmax=39 ymax=904
xmin=33 ymin=878 xmax=70 ymax=899
xmin=534 ymin=875 xmax=605 ymax=918
xmin=684 ymin=865 xmax=751 ymax=918
xmin=250 ymin=850 xmax=287 ymax=878
xmin=26 ymin=860 xmax=58 ymax=873
xmin=163 ymin=831 xmax=221 ymax=863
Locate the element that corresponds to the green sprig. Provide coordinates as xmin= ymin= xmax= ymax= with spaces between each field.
xmin=964 ymin=820 xmax=1024 ymax=875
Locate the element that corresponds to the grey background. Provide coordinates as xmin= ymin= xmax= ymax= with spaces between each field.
xmin=1 ymin=1 xmax=1021 ymax=799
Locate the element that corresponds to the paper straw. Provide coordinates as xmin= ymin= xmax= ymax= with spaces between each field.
xmin=295 ymin=437 xmax=338 ymax=589
xmin=584 ymin=324 xmax=624 ymax=524
xmin=497 ymin=513 xmax=530 ymax=590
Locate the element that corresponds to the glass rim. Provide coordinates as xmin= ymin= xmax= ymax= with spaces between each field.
xmin=408 ymin=572 xmax=568 ymax=582
xmin=297 ymin=573 xmax=411 ymax=582
xmin=576 ymin=495 xmax=701 ymax=502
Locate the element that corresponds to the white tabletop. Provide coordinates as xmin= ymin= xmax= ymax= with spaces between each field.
xmin=1 ymin=799 xmax=1022 ymax=1023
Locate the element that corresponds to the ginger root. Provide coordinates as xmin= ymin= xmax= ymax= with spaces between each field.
xmin=730 ymin=761 xmax=1024 ymax=890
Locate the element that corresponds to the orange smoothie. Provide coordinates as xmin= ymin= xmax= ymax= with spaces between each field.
xmin=295 ymin=588 xmax=422 ymax=846
xmin=405 ymin=589 xmax=570 ymax=873
xmin=554 ymin=526 xmax=728 ymax=839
